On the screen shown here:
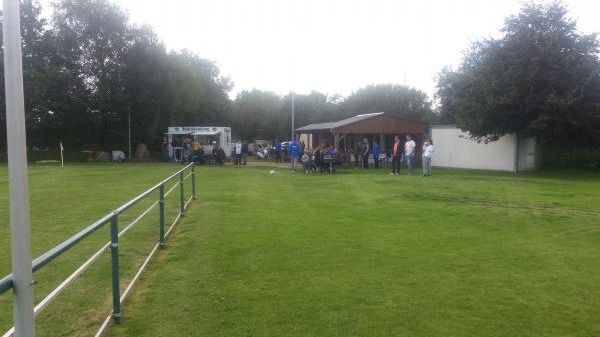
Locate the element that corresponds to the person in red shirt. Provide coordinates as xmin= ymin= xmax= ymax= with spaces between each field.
xmin=390 ymin=135 xmax=401 ymax=175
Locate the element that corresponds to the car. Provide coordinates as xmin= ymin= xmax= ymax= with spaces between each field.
xmin=247 ymin=143 xmax=259 ymax=155
xmin=248 ymin=142 xmax=269 ymax=156
xmin=280 ymin=141 xmax=295 ymax=161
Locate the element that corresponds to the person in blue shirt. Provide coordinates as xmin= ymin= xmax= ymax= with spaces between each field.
xmin=274 ymin=139 xmax=282 ymax=163
xmin=288 ymin=139 xmax=301 ymax=171
xmin=371 ymin=140 xmax=380 ymax=169
xmin=324 ymin=145 xmax=334 ymax=157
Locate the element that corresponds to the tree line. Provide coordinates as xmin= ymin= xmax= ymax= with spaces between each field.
xmin=1 ymin=0 xmax=234 ymax=153
xmin=1 ymin=0 xmax=598 ymax=158
xmin=0 ymin=0 xmax=432 ymax=155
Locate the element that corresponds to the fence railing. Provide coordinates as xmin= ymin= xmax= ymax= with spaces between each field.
xmin=0 ymin=163 xmax=197 ymax=336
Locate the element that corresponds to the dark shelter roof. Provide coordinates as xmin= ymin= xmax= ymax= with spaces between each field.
xmin=295 ymin=112 xmax=426 ymax=135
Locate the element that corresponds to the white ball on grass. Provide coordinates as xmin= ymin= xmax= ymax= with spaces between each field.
xmin=269 ymin=170 xmax=276 ymax=175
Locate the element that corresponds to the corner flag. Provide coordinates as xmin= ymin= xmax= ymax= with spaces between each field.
xmin=60 ymin=142 xmax=64 ymax=167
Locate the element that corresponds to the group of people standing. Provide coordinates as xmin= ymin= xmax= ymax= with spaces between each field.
xmin=184 ymin=135 xmax=433 ymax=175
xmin=390 ymin=134 xmax=434 ymax=176
xmin=360 ymin=138 xmax=381 ymax=169
xmin=287 ymin=134 xmax=434 ymax=176
xmin=161 ymin=138 xmax=226 ymax=165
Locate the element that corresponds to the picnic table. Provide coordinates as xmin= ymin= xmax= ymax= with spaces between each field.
xmin=323 ymin=156 xmax=335 ymax=173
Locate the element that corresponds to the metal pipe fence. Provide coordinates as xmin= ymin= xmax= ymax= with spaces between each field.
xmin=0 ymin=163 xmax=196 ymax=336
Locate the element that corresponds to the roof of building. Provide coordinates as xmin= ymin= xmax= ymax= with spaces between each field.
xmin=295 ymin=112 xmax=384 ymax=132
xmin=295 ymin=112 xmax=426 ymax=135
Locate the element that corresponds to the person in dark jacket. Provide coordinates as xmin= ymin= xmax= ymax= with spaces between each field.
xmin=390 ymin=135 xmax=401 ymax=175
xmin=353 ymin=142 xmax=361 ymax=167
xmin=215 ymin=145 xmax=226 ymax=165
xmin=274 ymin=139 xmax=282 ymax=163
xmin=362 ymin=138 xmax=370 ymax=169
xmin=241 ymin=141 xmax=249 ymax=165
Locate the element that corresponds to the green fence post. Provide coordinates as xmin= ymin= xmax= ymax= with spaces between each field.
xmin=179 ymin=171 xmax=185 ymax=217
xmin=110 ymin=214 xmax=121 ymax=324
xmin=191 ymin=164 xmax=196 ymax=200
xmin=159 ymin=184 xmax=165 ymax=246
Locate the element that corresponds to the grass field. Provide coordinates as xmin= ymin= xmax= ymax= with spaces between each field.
xmin=2 ymin=163 xmax=600 ymax=336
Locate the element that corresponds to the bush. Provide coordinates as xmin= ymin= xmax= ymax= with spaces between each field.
xmin=543 ymin=147 xmax=600 ymax=170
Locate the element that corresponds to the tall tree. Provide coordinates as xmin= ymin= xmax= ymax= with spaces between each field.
xmin=160 ymin=51 xmax=232 ymax=127
xmin=280 ymin=91 xmax=339 ymax=137
xmin=0 ymin=0 xmax=58 ymax=149
xmin=436 ymin=1 xmax=600 ymax=146
xmin=1 ymin=0 xmax=234 ymax=155
xmin=52 ymin=0 xmax=132 ymax=149
xmin=121 ymin=24 xmax=170 ymax=150
xmin=342 ymin=84 xmax=432 ymax=121
xmin=433 ymin=67 xmax=460 ymax=125
xmin=232 ymin=89 xmax=282 ymax=140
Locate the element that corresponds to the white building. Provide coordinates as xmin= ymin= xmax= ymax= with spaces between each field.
xmin=430 ymin=125 xmax=540 ymax=172
xmin=166 ymin=126 xmax=232 ymax=157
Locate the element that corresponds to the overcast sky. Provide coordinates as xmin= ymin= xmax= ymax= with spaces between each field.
xmin=38 ymin=0 xmax=600 ymax=100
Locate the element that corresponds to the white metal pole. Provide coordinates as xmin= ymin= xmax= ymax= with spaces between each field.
xmin=128 ymin=111 xmax=131 ymax=160
xmin=3 ymin=0 xmax=36 ymax=335
xmin=291 ymin=92 xmax=295 ymax=140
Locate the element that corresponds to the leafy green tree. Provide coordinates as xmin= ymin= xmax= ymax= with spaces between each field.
xmin=20 ymin=0 xmax=47 ymax=134
xmin=153 ymin=50 xmax=232 ymax=145
xmin=0 ymin=0 xmax=57 ymax=149
xmin=232 ymin=89 xmax=282 ymax=140
xmin=230 ymin=90 xmax=339 ymax=142
xmin=123 ymin=33 xmax=232 ymax=150
xmin=1 ymin=0 xmax=234 ymax=155
xmin=121 ymin=25 xmax=171 ymax=150
xmin=436 ymin=1 xmax=600 ymax=146
xmin=280 ymin=91 xmax=339 ymax=137
xmin=52 ymin=0 xmax=132 ymax=150
xmin=342 ymin=84 xmax=432 ymax=121
xmin=433 ymin=67 xmax=461 ymax=125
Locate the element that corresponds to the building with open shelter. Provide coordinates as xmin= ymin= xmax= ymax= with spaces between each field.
xmin=295 ymin=112 xmax=427 ymax=157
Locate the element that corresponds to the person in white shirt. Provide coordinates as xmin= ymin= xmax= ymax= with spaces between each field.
xmin=404 ymin=134 xmax=416 ymax=175
xmin=422 ymin=139 xmax=434 ymax=177
xmin=301 ymin=150 xmax=316 ymax=174
xmin=234 ymin=141 xmax=242 ymax=165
